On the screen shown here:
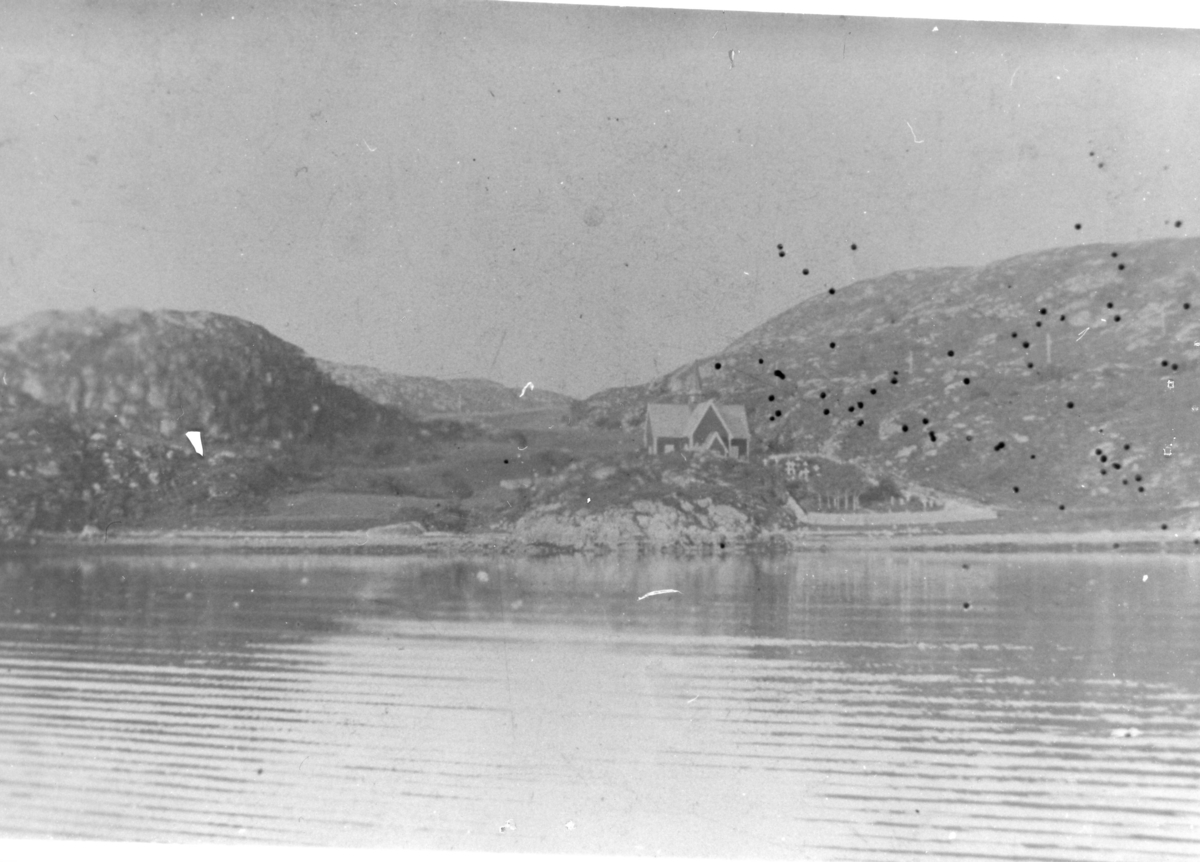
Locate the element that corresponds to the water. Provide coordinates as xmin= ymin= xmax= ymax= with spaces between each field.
xmin=1 ymin=551 xmax=1198 ymax=859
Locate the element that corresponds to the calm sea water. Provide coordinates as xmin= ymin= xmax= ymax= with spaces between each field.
xmin=0 ymin=551 xmax=1198 ymax=859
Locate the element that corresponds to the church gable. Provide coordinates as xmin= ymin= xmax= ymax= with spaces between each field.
xmin=645 ymin=400 xmax=749 ymax=460
xmin=689 ymin=403 xmax=730 ymax=448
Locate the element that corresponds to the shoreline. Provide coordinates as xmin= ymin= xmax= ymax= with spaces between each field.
xmin=8 ymin=523 xmax=1200 ymax=556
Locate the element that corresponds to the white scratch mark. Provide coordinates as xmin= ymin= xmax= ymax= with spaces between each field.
xmin=687 ymin=695 xmax=699 ymax=704
xmin=1076 ymin=327 xmax=1090 ymax=340
xmin=1009 ymin=66 xmax=1021 ymax=87
xmin=519 ymin=381 xmax=534 ymax=397
xmin=362 ymin=140 xmax=376 ymax=152
xmin=638 ymin=589 xmax=681 ymax=601
xmin=185 ymin=431 xmax=203 ymax=456
xmin=906 ymin=122 xmax=924 ymax=144
xmin=728 ymin=49 xmax=736 ymax=69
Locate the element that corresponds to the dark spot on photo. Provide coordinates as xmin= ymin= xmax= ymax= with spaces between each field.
xmin=947 ymin=350 xmax=955 ymax=356
xmin=1066 ymin=401 xmax=1074 ymax=409
xmin=828 ymin=287 xmax=835 ymax=294
xmin=767 ymin=394 xmax=775 ymax=402
xmin=773 ymin=369 xmax=786 ymax=380
xmin=714 ymin=362 xmax=722 ymax=370
xmin=803 ymin=269 xmax=809 ymax=275
xmin=1074 ymin=223 xmax=1082 ymax=230
xmin=901 ymin=424 xmax=909 ymax=432
xmin=929 ymin=430 xmax=937 ymax=442
xmin=994 ymin=441 xmax=1005 ymax=451
xmin=850 ymin=243 xmax=857 ymax=251
xmin=963 ymin=378 xmax=970 ymax=385
xmin=1176 ymin=221 xmax=1183 ymax=228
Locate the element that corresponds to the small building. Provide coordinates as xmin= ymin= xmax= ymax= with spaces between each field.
xmin=645 ymin=400 xmax=750 ymax=459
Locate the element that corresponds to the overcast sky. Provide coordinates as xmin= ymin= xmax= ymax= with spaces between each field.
xmin=1 ymin=1 xmax=1198 ymax=398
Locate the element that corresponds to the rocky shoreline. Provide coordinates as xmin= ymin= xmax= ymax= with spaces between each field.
xmin=12 ymin=519 xmax=1200 ymax=557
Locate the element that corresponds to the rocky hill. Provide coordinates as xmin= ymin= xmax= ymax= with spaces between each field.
xmin=0 ymin=308 xmax=445 ymax=539
xmin=579 ymin=237 xmax=1200 ymax=511
xmin=0 ymin=309 xmax=394 ymax=442
xmin=317 ymin=360 xmax=575 ymax=417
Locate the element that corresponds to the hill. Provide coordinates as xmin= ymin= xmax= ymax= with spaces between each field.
xmin=0 ymin=308 xmax=450 ymax=538
xmin=316 ymin=360 xmax=575 ymax=418
xmin=578 ymin=237 xmax=1200 ymax=512
xmin=0 ymin=308 xmax=394 ymax=442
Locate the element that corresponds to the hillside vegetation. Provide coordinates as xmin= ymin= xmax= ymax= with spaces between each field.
xmin=579 ymin=238 xmax=1200 ymax=513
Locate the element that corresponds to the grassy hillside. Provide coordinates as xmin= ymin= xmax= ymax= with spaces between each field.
xmin=579 ymin=237 xmax=1200 ymax=511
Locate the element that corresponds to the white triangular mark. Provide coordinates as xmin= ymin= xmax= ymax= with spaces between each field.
xmin=185 ymin=431 xmax=203 ymax=456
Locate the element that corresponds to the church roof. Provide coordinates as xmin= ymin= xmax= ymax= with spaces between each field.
xmin=646 ymin=401 xmax=749 ymax=439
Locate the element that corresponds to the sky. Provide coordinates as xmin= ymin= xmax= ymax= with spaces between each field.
xmin=1 ymin=2 xmax=1199 ymax=398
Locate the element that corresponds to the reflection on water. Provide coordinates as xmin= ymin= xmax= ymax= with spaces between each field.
xmin=0 ymin=552 xmax=1198 ymax=859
